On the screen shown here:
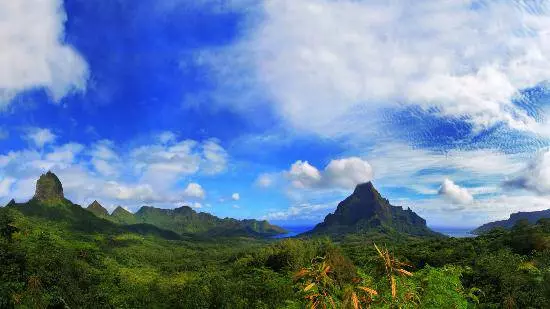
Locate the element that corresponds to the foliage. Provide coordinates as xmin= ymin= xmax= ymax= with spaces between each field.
xmin=1 ymin=200 xmax=550 ymax=308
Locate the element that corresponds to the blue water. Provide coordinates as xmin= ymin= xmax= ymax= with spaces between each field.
xmin=431 ymin=227 xmax=477 ymax=238
xmin=272 ymin=226 xmax=314 ymax=239
xmin=272 ymin=225 xmax=477 ymax=239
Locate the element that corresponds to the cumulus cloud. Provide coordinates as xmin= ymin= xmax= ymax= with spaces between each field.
xmin=287 ymin=161 xmax=322 ymax=189
xmin=0 ymin=133 xmax=228 ymax=208
xmin=438 ymin=178 xmax=474 ymax=205
xmin=506 ymin=149 xmax=550 ymax=194
xmin=286 ymin=157 xmax=373 ymax=190
xmin=324 ymin=157 xmax=373 ymax=189
xmin=201 ymin=0 xmax=550 ymax=137
xmin=231 ymin=193 xmax=240 ymax=201
xmin=0 ymin=0 xmax=88 ymax=107
xmin=183 ymin=183 xmax=206 ymax=199
xmin=26 ymin=128 xmax=56 ymax=148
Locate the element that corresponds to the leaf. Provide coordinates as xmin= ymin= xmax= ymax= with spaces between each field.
xmin=396 ymin=268 xmax=413 ymax=277
xmin=304 ymin=282 xmax=316 ymax=292
xmin=358 ymin=286 xmax=378 ymax=295
xmin=391 ymin=275 xmax=396 ymax=299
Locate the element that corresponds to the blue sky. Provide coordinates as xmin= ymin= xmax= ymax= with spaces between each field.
xmin=2 ymin=0 xmax=550 ymax=228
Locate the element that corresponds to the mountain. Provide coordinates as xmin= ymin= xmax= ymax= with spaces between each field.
xmin=104 ymin=205 xmax=286 ymax=237
xmin=87 ymin=200 xmax=109 ymax=217
xmin=110 ymin=206 xmax=138 ymax=224
xmin=33 ymin=171 xmax=64 ymax=202
xmin=472 ymin=209 xmax=550 ymax=234
xmin=306 ymin=182 xmax=440 ymax=237
xmin=5 ymin=172 xmax=182 ymax=240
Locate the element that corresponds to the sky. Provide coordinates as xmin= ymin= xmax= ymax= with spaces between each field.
xmin=2 ymin=0 xmax=550 ymax=228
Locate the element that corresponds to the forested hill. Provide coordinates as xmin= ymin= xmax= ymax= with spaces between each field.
xmin=305 ymin=182 xmax=441 ymax=237
xmin=473 ymin=208 xmax=550 ymax=234
xmin=16 ymin=171 xmax=286 ymax=238
xmin=95 ymin=203 xmax=286 ymax=237
xmin=1 ymin=172 xmax=550 ymax=308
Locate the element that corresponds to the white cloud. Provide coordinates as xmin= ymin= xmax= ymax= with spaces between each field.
xmin=183 ymin=183 xmax=206 ymax=199
xmin=231 ymin=192 xmax=240 ymax=201
xmin=438 ymin=178 xmax=474 ymax=205
xmin=324 ymin=157 xmax=373 ymax=189
xmin=0 ymin=134 xmax=229 ymax=208
xmin=26 ymin=128 xmax=56 ymax=148
xmin=287 ymin=160 xmax=322 ymax=189
xmin=286 ymin=157 xmax=373 ymax=190
xmin=90 ymin=140 xmax=120 ymax=177
xmin=0 ymin=177 xmax=15 ymax=197
xmin=506 ymin=149 xmax=550 ymax=194
xmin=0 ymin=0 xmax=88 ymax=107
xmin=202 ymin=0 xmax=550 ymax=137
xmin=202 ymin=139 xmax=228 ymax=174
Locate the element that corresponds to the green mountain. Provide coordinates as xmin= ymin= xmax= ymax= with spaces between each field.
xmin=472 ymin=209 xmax=550 ymax=234
xmin=86 ymin=200 xmax=109 ymax=217
xmin=110 ymin=206 xmax=138 ymax=224
xmin=306 ymin=182 xmax=440 ymax=237
xmin=5 ymin=172 xmax=181 ymax=240
xmin=105 ymin=205 xmax=286 ymax=237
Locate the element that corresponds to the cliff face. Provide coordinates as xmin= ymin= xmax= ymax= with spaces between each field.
xmin=33 ymin=171 xmax=64 ymax=202
xmin=308 ymin=182 xmax=437 ymax=237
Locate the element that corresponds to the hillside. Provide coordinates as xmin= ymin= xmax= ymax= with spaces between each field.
xmin=306 ymin=182 xmax=440 ymax=237
xmin=107 ymin=205 xmax=286 ymax=237
xmin=472 ymin=208 xmax=550 ymax=234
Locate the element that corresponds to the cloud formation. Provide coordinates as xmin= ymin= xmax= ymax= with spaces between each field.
xmin=26 ymin=128 xmax=56 ymax=148
xmin=183 ymin=183 xmax=206 ymax=199
xmin=438 ymin=178 xmax=474 ymax=205
xmin=286 ymin=157 xmax=373 ymax=190
xmin=0 ymin=0 xmax=88 ymax=107
xmin=203 ymin=0 xmax=550 ymax=137
xmin=0 ymin=132 xmax=226 ymax=210
xmin=506 ymin=149 xmax=550 ymax=194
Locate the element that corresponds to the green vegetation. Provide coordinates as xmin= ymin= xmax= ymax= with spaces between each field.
xmin=1 ymin=199 xmax=549 ymax=308
xmin=1 ymin=174 xmax=548 ymax=308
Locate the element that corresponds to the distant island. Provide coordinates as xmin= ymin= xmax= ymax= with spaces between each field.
xmin=472 ymin=209 xmax=550 ymax=234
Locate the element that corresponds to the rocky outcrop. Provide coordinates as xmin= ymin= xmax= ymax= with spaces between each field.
xmin=33 ymin=171 xmax=64 ymax=202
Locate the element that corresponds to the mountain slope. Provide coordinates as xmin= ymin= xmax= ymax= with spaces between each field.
xmin=107 ymin=205 xmax=286 ymax=237
xmin=306 ymin=182 xmax=440 ymax=237
xmin=87 ymin=200 xmax=109 ymax=217
xmin=5 ymin=172 xmax=181 ymax=240
xmin=472 ymin=209 xmax=550 ymax=234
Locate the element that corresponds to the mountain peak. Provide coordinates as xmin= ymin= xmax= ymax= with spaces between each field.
xmin=33 ymin=171 xmax=64 ymax=202
xmin=87 ymin=200 xmax=108 ymax=217
xmin=308 ymin=182 xmax=438 ymax=237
